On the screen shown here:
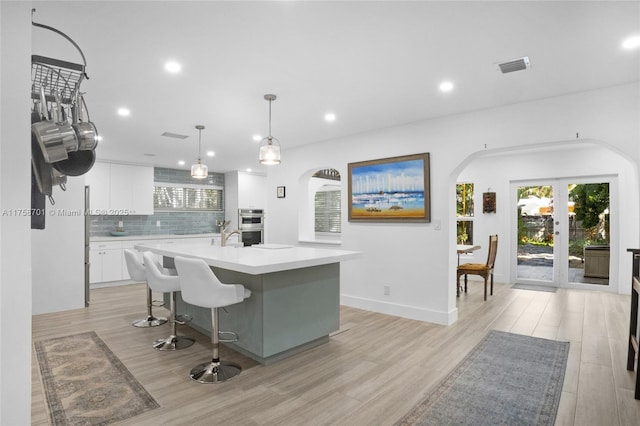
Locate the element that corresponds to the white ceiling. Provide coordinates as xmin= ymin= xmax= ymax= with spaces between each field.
xmin=30 ymin=1 xmax=640 ymax=174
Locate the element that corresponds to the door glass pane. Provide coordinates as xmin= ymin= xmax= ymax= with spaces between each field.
xmin=517 ymin=185 xmax=554 ymax=282
xmin=567 ymin=182 xmax=610 ymax=285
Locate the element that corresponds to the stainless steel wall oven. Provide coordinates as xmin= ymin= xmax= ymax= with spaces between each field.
xmin=238 ymin=209 xmax=264 ymax=246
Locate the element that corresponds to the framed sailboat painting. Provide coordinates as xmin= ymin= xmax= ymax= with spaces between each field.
xmin=348 ymin=153 xmax=430 ymax=222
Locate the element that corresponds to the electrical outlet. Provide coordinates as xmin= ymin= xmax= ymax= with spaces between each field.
xmin=156 ymin=220 xmax=161 ymax=227
xmin=383 ymin=285 xmax=390 ymax=296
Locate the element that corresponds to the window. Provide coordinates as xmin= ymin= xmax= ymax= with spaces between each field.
xmin=456 ymin=183 xmax=474 ymax=244
xmin=315 ymin=187 xmax=341 ymax=233
xmin=311 ymin=168 xmax=341 ymax=236
xmin=153 ymin=183 xmax=223 ymax=211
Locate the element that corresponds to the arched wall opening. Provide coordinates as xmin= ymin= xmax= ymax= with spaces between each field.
xmin=297 ymin=166 xmax=343 ymax=245
xmin=448 ymin=138 xmax=639 ymax=295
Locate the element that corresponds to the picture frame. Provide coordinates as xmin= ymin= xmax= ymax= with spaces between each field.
xmin=348 ymin=153 xmax=430 ymax=222
xmin=483 ymin=192 xmax=496 ymax=213
xmin=277 ymin=186 xmax=286 ymax=198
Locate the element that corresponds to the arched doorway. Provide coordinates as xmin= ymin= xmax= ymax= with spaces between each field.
xmin=451 ymin=139 xmax=638 ymax=294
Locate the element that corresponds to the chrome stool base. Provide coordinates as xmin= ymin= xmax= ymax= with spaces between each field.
xmin=132 ymin=316 xmax=168 ymax=328
xmin=153 ymin=335 xmax=194 ymax=351
xmin=190 ymin=360 xmax=242 ymax=383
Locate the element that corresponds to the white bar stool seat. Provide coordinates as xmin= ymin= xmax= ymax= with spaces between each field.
xmin=124 ymin=249 xmax=168 ymax=328
xmin=174 ymin=256 xmax=251 ymax=383
xmin=143 ymin=252 xmax=194 ymax=351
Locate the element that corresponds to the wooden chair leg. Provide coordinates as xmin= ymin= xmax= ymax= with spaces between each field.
xmin=464 ymin=274 xmax=468 ymax=293
xmin=490 ymin=272 xmax=494 ymax=296
xmin=483 ymin=277 xmax=487 ymax=301
xmin=456 ymin=274 xmax=460 ymax=297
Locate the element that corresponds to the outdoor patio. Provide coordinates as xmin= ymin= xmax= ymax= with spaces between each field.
xmin=517 ymin=243 xmax=609 ymax=285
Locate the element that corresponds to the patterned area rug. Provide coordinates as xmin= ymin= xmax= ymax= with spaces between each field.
xmin=34 ymin=331 xmax=159 ymax=425
xmin=396 ymin=330 xmax=569 ymax=426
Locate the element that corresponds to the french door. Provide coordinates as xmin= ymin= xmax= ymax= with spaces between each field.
xmin=513 ymin=178 xmax=612 ymax=288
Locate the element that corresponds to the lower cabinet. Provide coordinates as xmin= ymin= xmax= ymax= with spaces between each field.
xmin=90 ymin=242 xmax=124 ymax=283
xmin=90 ymin=236 xmax=216 ymax=284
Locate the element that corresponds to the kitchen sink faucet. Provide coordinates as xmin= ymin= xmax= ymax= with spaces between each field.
xmin=217 ymin=220 xmax=240 ymax=247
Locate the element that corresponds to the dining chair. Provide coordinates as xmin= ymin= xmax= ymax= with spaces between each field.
xmin=456 ymin=234 xmax=498 ymax=301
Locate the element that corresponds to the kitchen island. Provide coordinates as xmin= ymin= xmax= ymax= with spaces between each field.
xmin=135 ymin=242 xmax=360 ymax=364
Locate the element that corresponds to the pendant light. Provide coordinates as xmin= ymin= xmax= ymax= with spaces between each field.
xmin=258 ymin=94 xmax=281 ymax=165
xmin=191 ymin=125 xmax=208 ymax=179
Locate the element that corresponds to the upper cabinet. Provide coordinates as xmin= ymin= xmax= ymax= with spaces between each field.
xmin=85 ymin=162 xmax=154 ymax=215
xmin=224 ymin=171 xmax=267 ymax=228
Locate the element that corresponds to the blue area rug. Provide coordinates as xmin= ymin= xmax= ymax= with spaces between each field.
xmin=396 ymin=330 xmax=569 ymax=426
xmin=35 ymin=331 xmax=159 ymax=425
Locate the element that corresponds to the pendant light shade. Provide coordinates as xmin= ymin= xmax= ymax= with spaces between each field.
xmin=191 ymin=125 xmax=208 ymax=179
xmin=259 ymin=94 xmax=281 ymax=165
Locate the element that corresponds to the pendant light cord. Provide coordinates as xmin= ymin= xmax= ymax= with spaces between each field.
xmin=268 ymin=98 xmax=272 ymax=139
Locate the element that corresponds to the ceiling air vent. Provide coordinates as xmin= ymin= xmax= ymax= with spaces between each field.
xmin=161 ymin=132 xmax=189 ymax=139
xmin=497 ymin=56 xmax=530 ymax=74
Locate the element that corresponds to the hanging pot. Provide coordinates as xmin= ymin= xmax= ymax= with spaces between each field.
xmin=52 ymin=149 xmax=95 ymax=177
xmin=53 ymin=90 xmax=78 ymax=154
xmin=72 ymin=93 xmax=99 ymax=151
xmin=31 ymin=131 xmax=54 ymax=203
xmin=51 ymin=169 xmax=67 ymax=190
xmin=32 ymin=90 xmax=77 ymax=163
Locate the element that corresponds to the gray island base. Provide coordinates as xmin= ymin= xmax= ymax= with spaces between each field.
xmin=168 ymin=260 xmax=339 ymax=365
xmin=137 ymin=243 xmax=359 ymax=365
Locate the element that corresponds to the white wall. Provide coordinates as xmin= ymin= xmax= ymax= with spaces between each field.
xmin=457 ymin=143 xmax=638 ymax=294
xmin=266 ymin=83 xmax=640 ymax=326
xmin=0 ymin=2 xmax=33 ymax=424
xmin=31 ymin=177 xmax=85 ymax=314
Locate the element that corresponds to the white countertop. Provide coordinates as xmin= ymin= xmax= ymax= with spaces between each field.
xmin=92 ymin=233 xmax=218 ymax=242
xmin=135 ymin=242 xmax=360 ymax=275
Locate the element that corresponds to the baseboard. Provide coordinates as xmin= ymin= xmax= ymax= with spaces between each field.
xmin=90 ymin=279 xmax=137 ymax=289
xmin=340 ymin=294 xmax=457 ymax=325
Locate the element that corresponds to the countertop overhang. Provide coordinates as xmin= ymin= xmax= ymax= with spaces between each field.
xmin=135 ymin=242 xmax=361 ymax=275
xmin=92 ymin=233 xmax=218 ymax=242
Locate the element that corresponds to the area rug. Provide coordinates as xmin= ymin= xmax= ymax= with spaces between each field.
xmin=34 ymin=331 xmax=159 ymax=425
xmin=512 ymin=283 xmax=558 ymax=293
xmin=395 ymin=330 xmax=569 ymax=426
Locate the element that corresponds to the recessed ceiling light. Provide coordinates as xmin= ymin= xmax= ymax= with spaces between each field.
xmin=117 ymin=107 xmax=130 ymax=117
xmin=206 ymin=151 xmax=215 ymax=157
xmin=178 ymin=160 xmax=185 ymax=166
xmin=622 ymin=35 xmax=640 ymax=50
xmin=164 ymin=61 xmax=182 ymax=73
xmin=439 ymin=81 xmax=454 ymax=92
xmin=252 ymin=134 xmax=262 ymax=142
xmin=324 ymin=113 xmax=336 ymax=122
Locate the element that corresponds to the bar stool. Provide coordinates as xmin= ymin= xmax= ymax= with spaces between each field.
xmin=123 ymin=249 xmax=167 ymax=328
xmin=174 ymin=256 xmax=251 ymax=383
xmin=143 ymin=252 xmax=194 ymax=351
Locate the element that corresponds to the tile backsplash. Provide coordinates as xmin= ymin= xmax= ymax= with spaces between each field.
xmin=89 ymin=167 xmax=226 ymax=237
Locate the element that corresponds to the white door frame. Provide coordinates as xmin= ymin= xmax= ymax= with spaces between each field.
xmin=510 ymin=175 xmax=618 ymax=293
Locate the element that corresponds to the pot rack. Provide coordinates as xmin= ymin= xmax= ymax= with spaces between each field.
xmin=30 ymin=9 xmax=94 ymax=229
xmin=31 ymin=8 xmax=89 ymax=106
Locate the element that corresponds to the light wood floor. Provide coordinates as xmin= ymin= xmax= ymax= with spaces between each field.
xmin=32 ymin=282 xmax=640 ymax=425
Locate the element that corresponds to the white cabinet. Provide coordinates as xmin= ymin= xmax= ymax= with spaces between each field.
xmin=238 ymin=172 xmax=267 ymax=209
xmin=131 ymin=166 xmax=154 ymax=214
xmin=90 ymin=242 xmax=123 ymax=283
xmin=85 ymin=162 xmax=154 ymax=215
xmin=224 ymin=171 xmax=267 ymax=229
xmin=92 ymin=235 xmax=218 ymax=284
xmin=85 ymin=162 xmax=110 ymax=212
